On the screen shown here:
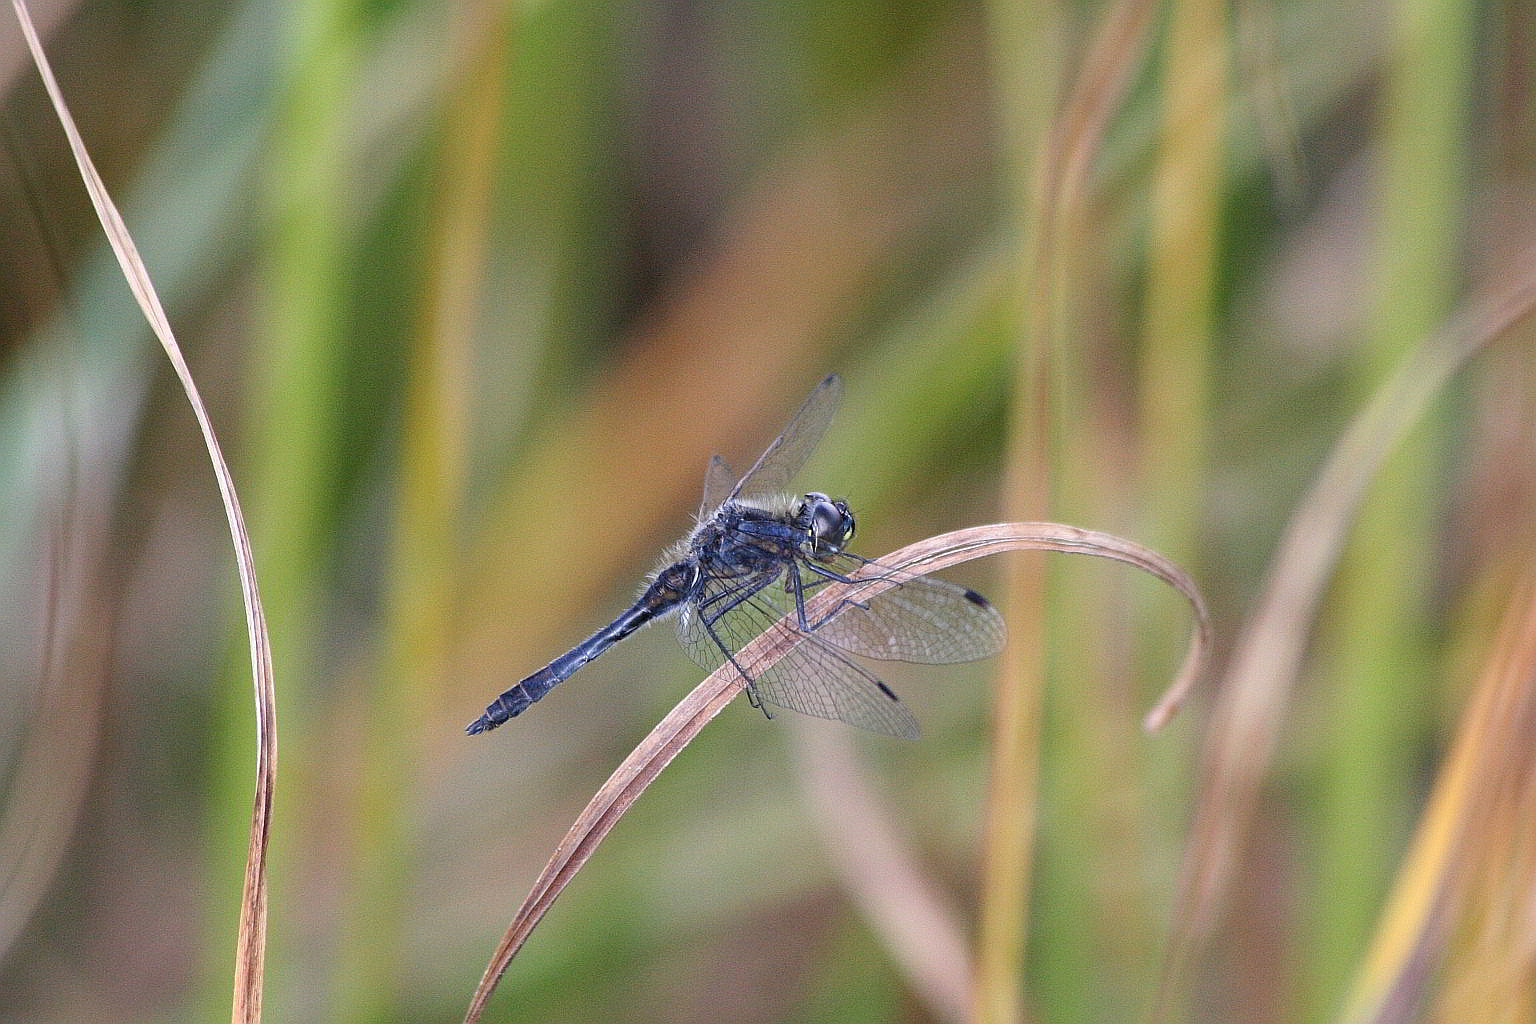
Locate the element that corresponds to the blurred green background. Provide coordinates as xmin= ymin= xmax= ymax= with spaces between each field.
xmin=3 ymin=0 xmax=1535 ymax=1021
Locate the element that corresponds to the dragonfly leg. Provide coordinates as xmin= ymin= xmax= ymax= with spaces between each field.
xmin=798 ymin=558 xmax=892 ymax=628
xmin=786 ymin=560 xmax=817 ymax=633
xmin=696 ymin=570 xmax=783 ymax=719
xmin=699 ymin=611 xmax=775 ymax=720
xmin=742 ymin=680 xmax=773 ymax=719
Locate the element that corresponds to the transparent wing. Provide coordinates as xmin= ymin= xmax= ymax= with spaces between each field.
xmin=728 ymin=374 xmax=843 ymax=502
xmin=699 ymin=454 xmax=737 ymax=516
xmin=755 ymin=625 xmax=921 ymax=740
xmin=677 ymin=570 xmax=919 ymax=739
xmin=792 ymin=552 xmax=1006 ymax=664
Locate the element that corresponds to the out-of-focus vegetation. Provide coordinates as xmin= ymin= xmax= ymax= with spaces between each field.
xmin=2 ymin=0 xmax=1534 ymax=1021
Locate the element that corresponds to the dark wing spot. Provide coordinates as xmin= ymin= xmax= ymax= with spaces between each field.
xmin=963 ymin=588 xmax=992 ymax=607
xmin=876 ymin=681 xmax=900 ymax=701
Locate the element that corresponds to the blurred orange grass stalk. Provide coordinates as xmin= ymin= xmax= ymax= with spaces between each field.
xmin=462 ymin=521 xmax=1213 ymax=1022
xmin=1344 ymin=570 xmax=1536 ymax=1023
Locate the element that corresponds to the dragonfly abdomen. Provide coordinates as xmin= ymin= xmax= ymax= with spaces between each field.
xmin=466 ymin=562 xmax=696 ymax=734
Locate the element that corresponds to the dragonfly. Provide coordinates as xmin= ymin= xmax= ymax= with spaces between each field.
xmin=466 ymin=374 xmax=1006 ymax=739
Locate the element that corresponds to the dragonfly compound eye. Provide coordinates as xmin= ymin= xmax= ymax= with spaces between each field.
xmin=836 ymin=501 xmax=855 ymax=542
xmin=805 ymin=494 xmax=854 ymax=552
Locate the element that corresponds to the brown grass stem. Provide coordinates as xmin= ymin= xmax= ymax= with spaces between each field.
xmin=463 ymin=522 xmax=1211 ymax=1022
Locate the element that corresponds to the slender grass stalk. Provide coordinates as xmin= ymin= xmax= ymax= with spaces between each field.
xmin=977 ymin=2 xmax=1063 ymax=1019
xmin=1313 ymin=0 xmax=1472 ymax=1012
xmin=1142 ymin=0 xmax=1224 ymax=557
xmin=9 ymin=5 xmax=280 ymax=1021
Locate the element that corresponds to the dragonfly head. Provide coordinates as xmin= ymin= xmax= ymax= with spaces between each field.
xmin=801 ymin=492 xmax=855 ymax=555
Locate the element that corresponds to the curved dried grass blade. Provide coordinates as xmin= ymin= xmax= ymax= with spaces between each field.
xmin=10 ymin=4 xmax=278 ymax=1022
xmin=463 ymin=522 xmax=1210 ymax=1022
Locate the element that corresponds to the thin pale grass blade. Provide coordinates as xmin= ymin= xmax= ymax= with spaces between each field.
xmin=792 ymin=723 xmax=974 ymax=1024
xmin=0 ymin=0 xmax=71 ymax=96
xmin=10 ymin=3 xmax=277 ymax=1022
xmin=1315 ymin=0 xmax=1472 ymax=1004
xmin=0 ymin=504 xmax=105 ymax=959
xmin=463 ymin=523 xmax=1211 ymax=1022
xmin=1049 ymin=0 xmax=1163 ymax=220
xmin=1343 ymin=573 xmax=1536 ymax=1024
xmin=1153 ymin=259 xmax=1536 ymax=1021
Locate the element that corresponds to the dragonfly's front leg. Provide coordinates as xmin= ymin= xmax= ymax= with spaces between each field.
xmin=795 ymin=557 xmax=887 ymax=630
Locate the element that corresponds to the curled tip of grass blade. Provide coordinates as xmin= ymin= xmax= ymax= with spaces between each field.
xmin=463 ymin=522 xmax=1209 ymax=1022
xmin=11 ymin=3 xmax=277 ymax=1022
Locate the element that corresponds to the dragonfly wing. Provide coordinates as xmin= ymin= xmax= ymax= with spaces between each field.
xmin=699 ymin=454 xmax=738 ymax=516
xmin=754 ymin=624 xmax=920 ymax=739
xmin=795 ymin=552 xmax=1006 ymax=664
xmin=677 ymin=568 xmax=781 ymax=671
xmin=677 ymin=570 xmax=919 ymax=739
xmin=728 ymin=375 xmax=843 ymax=502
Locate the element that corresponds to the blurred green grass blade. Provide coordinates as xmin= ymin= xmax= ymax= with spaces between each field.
xmin=1141 ymin=0 xmax=1225 ymax=558
xmin=978 ymin=0 xmax=1179 ymax=1016
xmin=976 ymin=0 xmax=1064 ymax=1016
xmin=334 ymin=6 xmax=512 ymax=1021
xmin=1125 ymin=3 xmax=1228 ymax=1016
xmin=246 ymin=0 xmax=362 ymax=598
xmin=1311 ymin=0 xmax=1474 ymax=1013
